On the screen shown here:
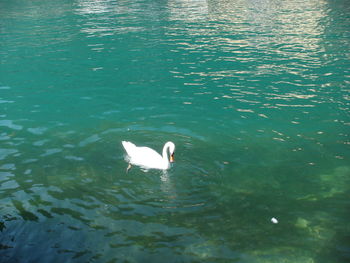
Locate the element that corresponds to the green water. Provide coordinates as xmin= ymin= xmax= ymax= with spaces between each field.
xmin=1 ymin=0 xmax=349 ymax=262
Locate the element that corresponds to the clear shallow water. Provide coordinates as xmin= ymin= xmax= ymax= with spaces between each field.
xmin=0 ymin=0 xmax=349 ymax=262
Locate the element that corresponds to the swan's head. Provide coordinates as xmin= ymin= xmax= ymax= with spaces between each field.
xmin=166 ymin=141 xmax=175 ymax=163
xmin=170 ymin=152 xmax=175 ymax=163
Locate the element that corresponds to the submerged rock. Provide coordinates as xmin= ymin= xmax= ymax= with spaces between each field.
xmin=295 ymin=217 xmax=309 ymax=229
xmin=297 ymin=166 xmax=350 ymax=201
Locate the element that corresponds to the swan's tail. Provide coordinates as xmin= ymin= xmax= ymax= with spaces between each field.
xmin=122 ymin=141 xmax=136 ymax=157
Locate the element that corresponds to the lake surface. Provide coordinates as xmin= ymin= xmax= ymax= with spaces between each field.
xmin=1 ymin=0 xmax=349 ymax=262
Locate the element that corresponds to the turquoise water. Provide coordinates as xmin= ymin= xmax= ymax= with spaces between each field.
xmin=1 ymin=0 xmax=349 ymax=262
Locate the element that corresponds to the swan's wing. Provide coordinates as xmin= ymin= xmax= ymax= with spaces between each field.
xmin=122 ymin=141 xmax=165 ymax=168
xmin=122 ymin=141 xmax=161 ymax=159
xmin=122 ymin=141 xmax=137 ymax=157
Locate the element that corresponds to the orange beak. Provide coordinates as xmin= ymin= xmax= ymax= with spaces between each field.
xmin=170 ymin=153 xmax=175 ymax=163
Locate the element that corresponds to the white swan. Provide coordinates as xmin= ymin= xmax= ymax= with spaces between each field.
xmin=122 ymin=141 xmax=175 ymax=171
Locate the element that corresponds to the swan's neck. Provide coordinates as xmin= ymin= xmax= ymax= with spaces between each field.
xmin=162 ymin=143 xmax=170 ymax=164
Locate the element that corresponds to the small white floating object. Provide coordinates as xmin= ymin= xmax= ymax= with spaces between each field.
xmin=271 ymin=217 xmax=278 ymax=224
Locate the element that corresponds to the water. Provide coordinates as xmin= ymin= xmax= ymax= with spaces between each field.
xmin=1 ymin=0 xmax=349 ymax=262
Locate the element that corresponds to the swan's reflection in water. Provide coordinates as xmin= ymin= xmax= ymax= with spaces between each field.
xmin=160 ymin=171 xmax=173 ymax=196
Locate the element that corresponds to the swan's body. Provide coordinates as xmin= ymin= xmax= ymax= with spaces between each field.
xmin=122 ymin=141 xmax=175 ymax=170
